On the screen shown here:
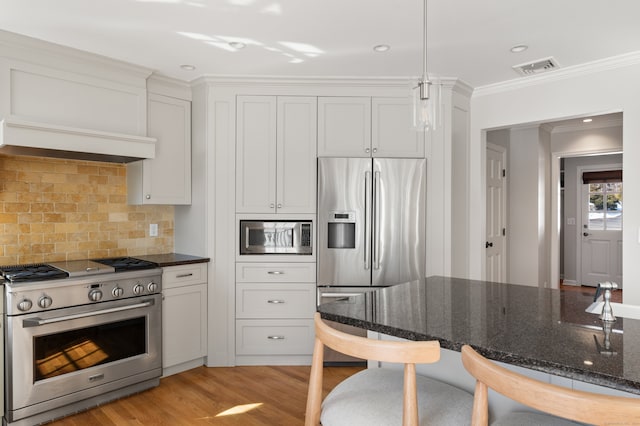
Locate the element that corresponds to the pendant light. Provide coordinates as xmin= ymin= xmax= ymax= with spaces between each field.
xmin=412 ymin=0 xmax=438 ymax=131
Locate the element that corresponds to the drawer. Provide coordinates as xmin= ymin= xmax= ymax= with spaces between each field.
xmin=236 ymin=283 xmax=316 ymax=319
xmin=236 ymin=262 xmax=315 ymax=283
xmin=236 ymin=319 xmax=315 ymax=355
xmin=163 ymin=263 xmax=207 ymax=289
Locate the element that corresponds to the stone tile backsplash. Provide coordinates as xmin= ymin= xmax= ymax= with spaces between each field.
xmin=0 ymin=154 xmax=174 ymax=265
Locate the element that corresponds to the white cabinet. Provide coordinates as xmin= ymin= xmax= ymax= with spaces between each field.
xmin=162 ymin=263 xmax=207 ymax=376
xmin=318 ymin=96 xmax=424 ymax=158
xmin=372 ymin=97 xmax=424 ymax=158
xmin=128 ymin=93 xmax=192 ymax=205
xmin=235 ymin=262 xmax=316 ymax=365
xmin=236 ymin=96 xmax=317 ymax=214
xmin=317 ymin=96 xmax=371 ymax=157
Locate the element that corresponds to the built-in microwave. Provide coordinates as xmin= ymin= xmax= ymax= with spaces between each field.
xmin=240 ymin=220 xmax=313 ymax=255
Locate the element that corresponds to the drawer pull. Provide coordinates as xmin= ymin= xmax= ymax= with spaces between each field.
xmin=267 ymin=271 xmax=284 ymax=275
xmin=267 ymin=335 xmax=286 ymax=340
xmin=176 ymin=273 xmax=194 ymax=278
xmin=267 ymin=299 xmax=285 ymax=304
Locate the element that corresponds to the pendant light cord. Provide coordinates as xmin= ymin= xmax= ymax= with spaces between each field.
xmin=422 ymin=0 xmax=428 ymax=82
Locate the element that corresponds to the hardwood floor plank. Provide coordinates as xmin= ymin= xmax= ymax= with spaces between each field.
xmin=49 ymin=365 xmax=363 ymax=425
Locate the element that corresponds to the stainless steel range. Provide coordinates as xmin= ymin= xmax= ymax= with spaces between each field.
xmin=1 ymin=257 xmax=162 ymax=426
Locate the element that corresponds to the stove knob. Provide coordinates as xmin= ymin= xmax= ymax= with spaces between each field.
xmin=88 ymin=289 xmax=103 ymax=302
xmin=147 ymin=282 xmax=158 ymax=293
xmin=38 ymin=295 xmax=53 ymax=309
xmin=17 ymin=298 xmax=33 ymax=312
xmin=133 ymin=284 xmax=144 ymax=295
xmin=112 ymin=287 xmax=124 ymax=298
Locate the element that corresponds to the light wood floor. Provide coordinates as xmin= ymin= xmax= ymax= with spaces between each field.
xmin=49 ymin=365 xmax=363 ymax=425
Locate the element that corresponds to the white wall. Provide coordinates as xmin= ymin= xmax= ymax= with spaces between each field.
xmin=508 ymin=127 xmax=542 ymax=286
xmin=538 ymin=126 xmax=552 ymax=288
xmin=469 ymin=61 xmax=640 ymax=303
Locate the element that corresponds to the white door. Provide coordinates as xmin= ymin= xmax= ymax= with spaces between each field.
xmin=486 ymin=144 xmax=507 ymax=282
xmin=580 ymin=175 xmax=623 ymax=287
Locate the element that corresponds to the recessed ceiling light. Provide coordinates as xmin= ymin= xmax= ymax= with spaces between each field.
xmin=583 ymin=360 xmax=594 ymax=366
xmin=373 ymin=44 xmax=390 ymax=53
xmin=180 ymin=64 xmax=196 ymax=71
xmin=510 ymin=45 xmax=528 ymax=53
xmin=583 ymin=118 xmax=593 ymax=123
xmin=229 ymin=41 xmax=246 ymax=49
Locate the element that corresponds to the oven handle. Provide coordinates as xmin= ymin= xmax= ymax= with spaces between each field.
xmin=22 ymin=300 xmax=155 ymax=328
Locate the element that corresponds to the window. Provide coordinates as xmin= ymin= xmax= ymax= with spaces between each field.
xmin=587 ymin=181 xmax=622 ymax=230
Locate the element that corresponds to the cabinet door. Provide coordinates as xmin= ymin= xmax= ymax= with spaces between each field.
xmin=372 ymin=97 xmax=424 ymax=158
xmin=236 ymin=96 xmax=277 ymax=213
xmin=130 ymin=93 xmax=191 ymax=205
xmin=317 ymin=97 xmax=371 ymax=157
xmin=277 ymin=96 xmax=317 ymax=214
xmin=162 ymin=283 xmax=207 ymax=369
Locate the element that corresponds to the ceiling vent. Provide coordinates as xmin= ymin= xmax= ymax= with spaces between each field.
xmin=512 ymin=57 xmax=560 ymax=76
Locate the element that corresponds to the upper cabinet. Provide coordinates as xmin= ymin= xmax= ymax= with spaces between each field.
xmin=128 ymin=90 xmax=192 ymax=205
xmin=236 ymin=96 xmax=317 ymax=214
xmin=317 ymin=97 xmax=371 ymax=157
xmin=317 ymin=96 xmax=424 ymax=158
xmin=372 ymin=97 xmax=424 ymax=158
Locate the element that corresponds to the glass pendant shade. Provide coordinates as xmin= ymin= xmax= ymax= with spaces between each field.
xmin=411 ymin=77 xmax=438 ymax=131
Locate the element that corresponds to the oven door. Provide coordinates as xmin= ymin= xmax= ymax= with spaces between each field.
xmin=6 ymin=294 xmax=161 ymax=421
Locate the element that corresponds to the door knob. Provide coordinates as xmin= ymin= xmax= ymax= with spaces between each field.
xmin=583 ymin=232 xmax=589 ymax=237
xmin=485 ymin=241 xmax=493 ymax=248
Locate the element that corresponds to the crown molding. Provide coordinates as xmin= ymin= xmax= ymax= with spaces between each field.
xmin=473 ymin=51 xmax=640 ymax=98
xmin=147 ymin=73 xmax=192 ymax=100
xmin=0 ymin=30 xmax=153 ymax=84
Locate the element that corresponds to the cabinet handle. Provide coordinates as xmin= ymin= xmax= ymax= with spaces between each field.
xmin=372 ymin=147 xmax=377 ymax=153
xmin=365 ymin=147 xmax=370 ymax=153
xmin=270 ymin=203 xmax=275 ymax=208
xmin=145 ymin=194 xmax=151 ymax=199
xmin=176 ymin=273 xmax=193 ymax=278
xmin=277 ymin=203 xmax=282 ymax=208
xmin=267 ymin=271 xmax=284 ymax=275
xmin=267 ymin=335 xmax=285 ymax=340
xmin=267 ymin=299 xmax=285 ymax=304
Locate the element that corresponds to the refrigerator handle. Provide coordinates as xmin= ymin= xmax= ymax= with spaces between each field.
xmin=373 ymin=170 xmax=381 ymax=270
xmin=364 ymin=171 xmax=372 ymax=270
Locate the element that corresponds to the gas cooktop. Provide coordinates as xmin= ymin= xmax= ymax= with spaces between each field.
xmin=0 ymin=257 xmax=159 ymax=283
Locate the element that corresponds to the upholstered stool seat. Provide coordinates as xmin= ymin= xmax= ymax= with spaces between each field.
xmin=321 ymin=368 xmax=473 ymax=426
xmin=305 ymin=313 xmax=473 ymax=426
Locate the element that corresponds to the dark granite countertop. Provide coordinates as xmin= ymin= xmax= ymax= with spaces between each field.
xmin=134 ymin=253 xmax=210 ymax=267
xmin=317 ymin=276 xmax=640 ymax=395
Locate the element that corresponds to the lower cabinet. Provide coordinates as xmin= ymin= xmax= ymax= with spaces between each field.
xmin=162 ymin=263 xmax=208 ymax=376
xmin=235 ymin=262 xmax=316 ymax=365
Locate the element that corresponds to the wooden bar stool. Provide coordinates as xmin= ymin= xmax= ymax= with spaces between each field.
xmin=461 ymin=344 xmax=640 ymax=425
xmin=305 ymin=313 xmax=473 ymax=426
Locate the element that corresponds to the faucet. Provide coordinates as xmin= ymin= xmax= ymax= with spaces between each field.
xmin=593 ymin=281 xmax=618 ymax=322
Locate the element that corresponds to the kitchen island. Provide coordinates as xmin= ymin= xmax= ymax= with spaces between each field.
xmin=317 ymin=276 xmax=640 ymax=398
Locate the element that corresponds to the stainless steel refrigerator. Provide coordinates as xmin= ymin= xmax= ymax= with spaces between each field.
xmin=317 ymin=157 xmax=426 ymax=362
xmin=318 ymin=157 xmax=426 ymax=289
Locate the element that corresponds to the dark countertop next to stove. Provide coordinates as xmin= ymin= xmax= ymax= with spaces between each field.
xmin=134 ymin=253 xmax=210 ymax=267
xmin=317 ymin=276 xmax=640 ymax=396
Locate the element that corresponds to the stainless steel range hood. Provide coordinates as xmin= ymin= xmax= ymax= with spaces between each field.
xmin=0 ymin=118 xmax=156 ymax=163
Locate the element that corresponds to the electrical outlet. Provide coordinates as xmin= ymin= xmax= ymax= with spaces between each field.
xmin=149 ymin=223 xmax=158 ymax=237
